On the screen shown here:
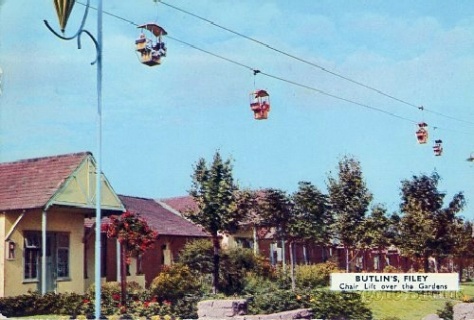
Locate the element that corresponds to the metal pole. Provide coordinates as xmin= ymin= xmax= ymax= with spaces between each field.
xmin=41 ymin=210 xmax=47 ymax=294
xmin=94 ymin=0 xmax=103 ymax=318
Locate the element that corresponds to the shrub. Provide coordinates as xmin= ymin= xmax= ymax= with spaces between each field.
xmin=295 ymin=261 xmax=340 ymax=289
xmin=87 ymin=281 xmax=122 ymax=315
xmin=219 ymin=248 xmax=264 ymax=294
xmin=383 ymin=265 xmax=401 ymax=273
xmin=150 ymin=264 xmax=201 ymax=303
xmin=178 ymin=239 xmax=214 ymax=274
xmin=437 ymin=301 xmax=454 ymax=320
xmin=0 ymin=291 xmax=85 ymax=318
xmin=243 ymin=272 xmax=288 ymax=297
xmin=308 ymin=289 xmax=373 ymax=320
xmin=246 ymin=284 xmax=372 ymax=319
xmin=247 ymin=289 xmax=305 ymax=314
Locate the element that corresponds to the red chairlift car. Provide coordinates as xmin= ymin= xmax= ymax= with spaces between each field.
xmin=135 ymin=23 xmax=167 ymax=66
xmin=416 ymin=122 xmax=428 ymax=144
xmin=249 ymin=89 xmax=270 ymax=120
xmin=433 ymin=139 xmax=443 ymax=156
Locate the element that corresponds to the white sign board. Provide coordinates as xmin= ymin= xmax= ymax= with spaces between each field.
xmin=330 ymin=273 xmax=459 ymax=291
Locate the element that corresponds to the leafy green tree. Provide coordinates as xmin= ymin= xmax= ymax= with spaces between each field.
xmin=259 ymin=188 xmax=294 ymax=264
xmin=185 ymin=151 xmax=240 ymax=293
xmin=398 ymin=172 xmax=465 ymax=272
xmin=451 ymin=220 xmax=473 ymax=280
xmin=292 ymin=181 xmax=332 ymax=262
xmin=360 ymin=204 xmax=397 ymax=271
xmin=327 ymin=156 xmax=373 ymax=272
xmin=235 ymin=189 xmax=265 ymax=255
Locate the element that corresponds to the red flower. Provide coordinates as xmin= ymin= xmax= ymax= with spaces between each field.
xmin=112 ymin=293 xmax=120 ymax=301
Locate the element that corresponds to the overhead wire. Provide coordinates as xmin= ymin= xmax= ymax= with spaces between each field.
xmin=157 ymin=0 xmax=474 ymax=127
xmin=76 ymin=1 xmax=473 ymax=136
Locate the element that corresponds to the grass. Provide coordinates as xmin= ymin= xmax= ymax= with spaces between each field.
xmin=366 ymin=283 xmax=474 ymax=320
xmin=366 ymin=291 xmax=454 ymax=320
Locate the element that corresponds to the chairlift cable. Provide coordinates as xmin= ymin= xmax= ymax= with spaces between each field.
xmin=76 ymin=1 xmax=474 ymax=135
xmin=157 ymin=1 xmax=474 ymax=126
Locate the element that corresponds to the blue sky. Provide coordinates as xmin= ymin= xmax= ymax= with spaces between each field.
xmin=1 ymin=1 xmax=474 ymax=216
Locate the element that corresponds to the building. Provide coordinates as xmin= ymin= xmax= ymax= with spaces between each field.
xmin=0 ymin=152 xmax=124 ymax=297
xmin=97 ymin=195 xmax=211 ymax=287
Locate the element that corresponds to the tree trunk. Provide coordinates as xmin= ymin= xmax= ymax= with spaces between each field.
xmin=345 ymin=246 xmax=350 ymax=273
xmin=458 ymin=256 xmax=464 ymax=282
xmin=379 ymin=246 xmax=384 ymax=272
xmin=423 ymin=253 xmax=430 ymax=273
xmin=253 ymin=225 xmax=259 ymax=255
xmin=303 ymin=244 xmax=308 ymax=265
xmin=212 ymin=234 xmax=220 ymax=294
xmin=120 ymin=243 xmax=127 ymax=307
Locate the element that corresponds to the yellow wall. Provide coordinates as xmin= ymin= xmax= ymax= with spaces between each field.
xmin=0 ymin=214 xmax=5 ymax=297
xmin=3 ymin=207 xmax=86 ymax=297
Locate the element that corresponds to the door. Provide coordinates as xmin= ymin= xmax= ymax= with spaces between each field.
xmin=38 ymin=233 xmax=57 ymax=293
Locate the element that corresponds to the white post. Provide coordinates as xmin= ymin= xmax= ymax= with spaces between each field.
xmin=41 ymin=210 xmax=47 ymax=295
xmin=116 ymin=240 xmax=121 ymax=281
xmin=94 ymin=0 xmax=103 ymax=318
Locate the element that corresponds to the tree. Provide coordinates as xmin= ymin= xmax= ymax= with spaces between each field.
xmin=185 ymin=151 xmax=240 ymax=293
xmin=103 ymin=211 xmax=157 ymax=306
xmin=259 ymin=188 xmax=296 ymax=286
xmin=327 ymin=156 xmax=373 ymax=272
xmin=452 ymin=220 xmax=474 ymax=281
xmin=292 ymin=181 xmax=332 ymax=263
xmin=259 ymin=188 xmax=294 ymax=262
xmin=397 ymin=172 xmax=465 ymax=272
xmin=360 ymin=204 xmax=397 ymax=271
xmin=235 ymin=189 xmax=265 ymax=255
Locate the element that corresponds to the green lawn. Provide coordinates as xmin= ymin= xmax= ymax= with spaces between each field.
xmin=366 ymin=284 xmax=474 ymax=320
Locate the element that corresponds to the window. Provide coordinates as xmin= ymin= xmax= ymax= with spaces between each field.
xmin=56 ymin=233 xmax=70 ymax=278
xmin=23 ymin=232 xmax=71 ymax=281
xmin=24 ymin=232 xmax=41 ymax=280
xmin=236 ymin=238 xmax=253 ymax=249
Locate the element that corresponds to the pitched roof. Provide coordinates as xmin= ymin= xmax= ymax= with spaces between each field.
xmin=160 ymin=195 xmax=197 ymax=214
xmin=119 ymin=195 xmax=209 ymax=238
xmin=0 ymin=152 xmax=90 ymax=211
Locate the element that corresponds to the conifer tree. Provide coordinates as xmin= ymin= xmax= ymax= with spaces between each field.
xmin=186 ymin=151 xmax=239 ymax=293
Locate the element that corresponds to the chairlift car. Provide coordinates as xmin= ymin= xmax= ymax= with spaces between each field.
xmin=249 ymin=89 xmax=270 ymax=120
xmin=416 ymin=122 xmax=428 ymax=144
xmin=135 ymin=23 xmax=167 ymax=66
xmin=433 ymin=139 xmax=443 ymax=156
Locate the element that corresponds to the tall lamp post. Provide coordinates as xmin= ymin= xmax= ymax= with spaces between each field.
xmin=44 ymin=1 xmax=103 ymax=319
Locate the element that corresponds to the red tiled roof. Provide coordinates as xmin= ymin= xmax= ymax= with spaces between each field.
xmin=160 ymin=195 xmax=197 ymax=214
xmin=0 ymin=152 xmax=90 ymax=211
xmin=119 ymin=195 xmax=209 ymax=238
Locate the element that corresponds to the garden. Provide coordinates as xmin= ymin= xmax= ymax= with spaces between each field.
xmin=1 ymin=241 xmax=471 ymax=320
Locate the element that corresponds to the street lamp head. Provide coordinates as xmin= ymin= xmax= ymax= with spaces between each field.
xmin=53 ymin=0 xmax=76 ymax=33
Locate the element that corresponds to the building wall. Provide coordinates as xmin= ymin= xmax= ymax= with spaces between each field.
xmin=140 ymin=236 xmax=206 ymax=288
xmin=84 ymin=231 xmax=110 ymax=291
xmin=0 ymin=214 xmax=5 ymax=297
xmin=3 ymin=207 xmax=86 ymax=297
